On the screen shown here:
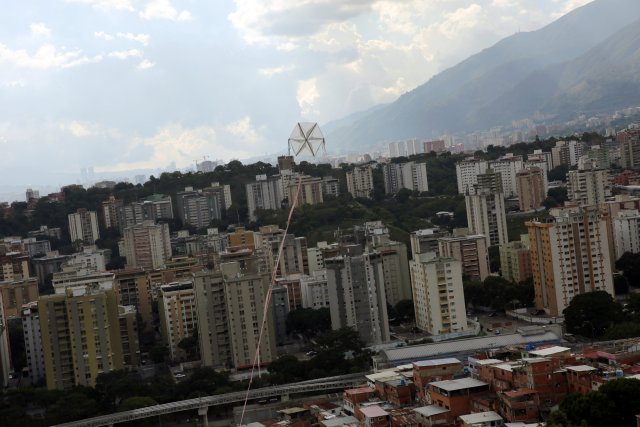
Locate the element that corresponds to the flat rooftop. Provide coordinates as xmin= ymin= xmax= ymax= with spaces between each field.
xmin=414 ymin=358 xmax=461 ymax=367
xmin=459 ymin=411 xmax=503 ymax=424
xmin=413 ymin=405 xmax=449 ymax=417
xmin=529 ymin=346 xmax=571 ymax=357
xmin=430 ymin=378 xmax=488 ymax=392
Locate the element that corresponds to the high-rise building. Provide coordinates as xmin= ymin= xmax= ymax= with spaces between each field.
xmin=551 ymin=140 xmax=585 ymax=168
xmin=465 ymin=171 xmax=508 ymax=246
xmin=194 ymin=252 xmax=277 ymax=369
xmin=0 ymin=296 xmax=10 ymax=387
xmin=488 ymin=155 xmax=524 ymax=198
xmin=438 ymin=235 xmax=490 ymax=282
xmin=227 ymin=227 xmax=258 ymax=250
xmin=456 ymin=158 xmax=488 ymax=195
xmin=325 ymin=247 xmax=390 ymax=345
xmin=499 ymin=236 xmax=532 ymax=283
xmin=306 ymin=241 xmax=340 ymax=273
xmin=527 ymin=207 xmax=614 ymax=316
xmin=176 ymin=185 xmax=229 ymax=229
xmin=411 ymin=252 xmax=467 ymax=335
xmin=102 ymin=196 xmax=123 ymax=230
xmin=612 ymin=209 xmax=640 ymax=259
xmin=68 ymin=209 xmax=100 ymax=244
xmin=617 ymin=126 xmax=640 ymax=169
xmin=0 ymin=251 xmax=30 ymax=281
xmin=346 ymin=165 xmax=374 ymax=199
xmin=123 ymin=221 xmax=172 ymax=270
xmin=287 ymin=175 xmax=324 ymax=207
xmin=300 ymin=270 xmax=330 ymax=309
xmin=567 ymin=161 xmax=611 ymax=206
xmin=0 ymin=278 xmax=38 ymax=318
xmin=322 ymin=177 xmax=340 ymax=198
xmin=516 ymin=167 xmax=546 ymax=212
xmin=113 ymin=268 xmax=153 ymax=333
xmin=259 ymin=228 xmax=308 ymax=278
xmin=220 ymin=255 xmax=276 ymax=369
xmin=382 ymin=161 xmax=429 ymax=194
xmin=158 ymin=281 xmax=198 ymax=361
xmin=246 ymin=175 xmax=284 ymax=221
xmin=38 ymin=287 xmax=133 ymax=389
xmin=22 ymin=302 xmax=45 ymax=385
xmin=409 ymin=228 xmax=451 ymax=258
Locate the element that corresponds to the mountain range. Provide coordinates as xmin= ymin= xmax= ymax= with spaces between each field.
xmin=325 ymin=0 xmax=640 ymax=150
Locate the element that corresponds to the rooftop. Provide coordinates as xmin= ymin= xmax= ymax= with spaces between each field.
xmin=359 ymin=406 xmax=388 ymax=418
xmin=321 ymin=416 xmax=359 ymax=427
xmin=471 ymin=358 xmax=504 ymax=366
xmin=377 ymin=330 xmax=561 ymax=365
xmin=566 ymin=365 xmax=597 ymax=372
xmin=430 ymin=378 xmax=488 ymax=392
xmin=459 ymin=411 xmax=503 ymax=424
xmin=344 ymin=387 xmax=374 ymax=396
xmin=414 ymin=358 xmax=461 ymax=367
xmin=413 ymin=405 xmax=449 ymax=417
xmin=528 ymin=346 xmax=571 ymax=357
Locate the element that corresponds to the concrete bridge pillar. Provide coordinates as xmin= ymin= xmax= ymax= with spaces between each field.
xmin=198 ymin=406 xmax=210 ymax=427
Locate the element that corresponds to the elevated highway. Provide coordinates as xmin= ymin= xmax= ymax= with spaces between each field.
xmin=53 ymin=373 xmax=367 ymax=427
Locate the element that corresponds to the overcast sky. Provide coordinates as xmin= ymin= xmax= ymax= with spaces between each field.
xmin=0 ymin=0 xmax=591 ymax=186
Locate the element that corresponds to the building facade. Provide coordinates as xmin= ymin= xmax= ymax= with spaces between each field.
xmin=68 ymin=209 xmax=100 ymax=244
xmin=527 ymin=207 xmax=614 ymax=316
xmin=516 ymin=168 xmax=546 ymax=212
xmin=123 ymin=221 xmax=172 ymax=270
xmin=465 ymin=171 xmax=508 ymax=247
xmin=346 ymin=165 xmax=375 ymax=199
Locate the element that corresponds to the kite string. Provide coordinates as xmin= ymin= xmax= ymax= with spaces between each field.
xmin=239 ymin=173 xmax=303 ymax=425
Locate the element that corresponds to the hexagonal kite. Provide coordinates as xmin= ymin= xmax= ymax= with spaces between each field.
xmin=288 ymin=122 xmax=325 ymax=157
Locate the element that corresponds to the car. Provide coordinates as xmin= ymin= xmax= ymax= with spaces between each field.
xmin=488 ymin=312 xmax=497 ymax=317
xmin=306 ymin=350 xmax=317 ymax=357
xmin=486 ymin=328 xmax=493 ymax=333
xmin=494 ymin=329 xmax=501 ymax=335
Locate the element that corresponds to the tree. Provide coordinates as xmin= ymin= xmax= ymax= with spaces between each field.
xmin=563 ymin=291 xmax=624 ymax=338
xmin=616 ymin=252 xmax=640 ymax=285
xmin=118 ymin=396 xmax=157 ymax=412
xmin=150 ymin=344 xmax=170 ymax=364
xmin=548 ymin=164 xmax=569 ymax=182
xmin=177 ymin=328 xmax=199 ymax=361
xmin=285 ymin=308 xmax=331 ymax=337
xmin=394 ymin=300 xmax=415 ymax=322
xmin=613 ymin=274 xmax=629 ymax=295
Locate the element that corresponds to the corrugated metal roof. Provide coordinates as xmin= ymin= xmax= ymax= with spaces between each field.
xmin=379 ymin=331 xmax=560 ymax=364
xmin=413 ymin=358 xmax=461 ymax=367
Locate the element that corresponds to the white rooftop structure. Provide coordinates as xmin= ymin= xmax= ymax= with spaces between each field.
xmin=414 ymin=405 xmax=450 ymax=417
xmin=528 ymin=346 xmax=571 ymax=357
xmin=413 ymin=358 xmax=461 ymax=367
xmin=321 ymin=416 xmax=359 ymax=427
xmin=566 ymin=365 xmax=597 ymax=372
xmin=430 ymin=378 xmax=488 ymax=392
xmin=460 ymin=411 xmax=503 ymax=425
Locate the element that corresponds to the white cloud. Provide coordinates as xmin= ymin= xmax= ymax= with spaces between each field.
xmin=297 ymin=78 xmax=320 ymax=117
xmin=30 ymin=23 xmax=52 ymax=38
xmin=117 ymin=32 xmax=150 ymax=46
xmin=139 ymin=0 xmax=192 ymax=21
xmin=258 ymin=65 xmax=295 ymax=77
xmin=65 ymin=0 xmax=135 ymax=12
xmin=1 ymin=80 xmax=26 ymax=88
xmin=137 ymin=59 xmax=156 ymax=69
xmin=225 ymin=116 xmax=261 ymax=143
xmin=0 ymin=43 xmax=98 ymax=69
xmin=94 ymin=31 xmax=115 ymax=41
xmin=104 ymin=124 xmax=254 ymax=171
xmin=59 ymin=121 xmax=97 ymax=137
xmin=436 ymin=4 xmax=484 ymax=39
xmin=107 ymin=49 xmax=142 ymax=59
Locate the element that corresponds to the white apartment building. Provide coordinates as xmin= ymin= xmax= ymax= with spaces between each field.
xmin=325 ymin=250 xmax=390 ymax=345
xmin=465 ymin=171 xmax=508 ymax=246
xmin=158 ymin=281 xmax=198 ymax=361
xmin=300 ymin=269 xmax=330 ymax=309
xmin=410 ymin=252 xmax=467 ymax=335
xmin=567 ymin=161 xmax=611 ymax=206
xmin=488 ymin=155 xmax=524 ymax=198
xmin=68 ymin=209 xmax=100 ymax=244
xmin=246 ymin=175 xmax=284 ymax=221
xmin=527 ymin=207 xmax=614 ymax=317
xmin=613 ymin=209 xmax=640 ymax=259
xmin=382 ymin=161 xmax=429 ymax=194
xmin=346 ymin=165 xmax=375 ymax=199
xmin=456 ymin=159 xmax=488 ymax=195
xmin=22 ymin=302 xmax=45 ymax=385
